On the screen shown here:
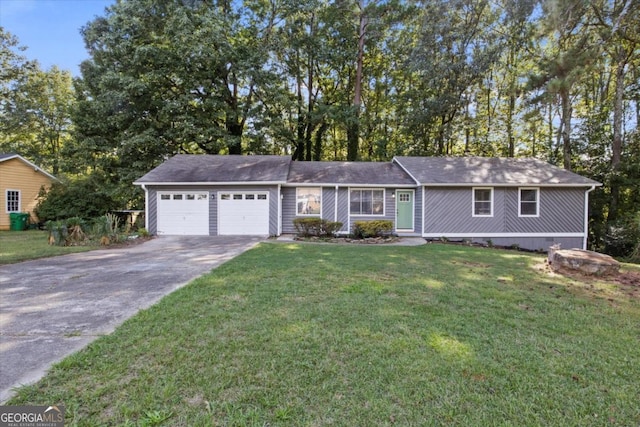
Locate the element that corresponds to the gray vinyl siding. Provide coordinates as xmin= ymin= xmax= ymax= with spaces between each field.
xmin=147 ymin=185 xmax=279 ymax=236
xmin=148 ymin=188 xmax=157 ymax=234
xmin=423 ymin=186 xmax=587 ymax=250
xmin=413 ymin=189 xmax=423 ymax=235
xmin=281 ymin=187 xmax=297 ymax=234
xmin=505 ymin=187 xmax=584 ymax=233
xmin=424 ymin=187 xmax=584 ymax=234
xmin=336 ymin=188 xmax=349 ymax=233
xmin=322 ymin=187 xmax=335 ymax=222
xmin=424 ymin=187 xmax=504 ymax=233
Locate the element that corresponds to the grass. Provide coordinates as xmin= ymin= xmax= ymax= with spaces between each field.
xmin=0 ymin=230 xmax=97 ymax=264
xmin=7 ymin=243 xmax=640 ymax=426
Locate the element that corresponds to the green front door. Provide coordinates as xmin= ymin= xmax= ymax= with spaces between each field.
xmin=396 ymin=190 xmax=414 ymax=230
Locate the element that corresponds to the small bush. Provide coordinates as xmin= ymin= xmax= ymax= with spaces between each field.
xmin=46 ymin=220 xmax=68 ymax=246
xmin=293 ymin=218 xmax=343 ymax=237
xmin=352 ymin=220 xmax=393 ymax=239
xmin=66 ymin=217 xmax=88 ymax=244
xmin=93 ymin=213 xmax=121 ymax=245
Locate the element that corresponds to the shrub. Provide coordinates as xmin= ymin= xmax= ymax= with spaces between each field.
xmin=66 ymin=217 xmax=88 ymax=244
xmin=293 ymin=218 xmax=343 ymax=237
xmin=46 ymin=220 xmax=68 ymax=246
xmin=93 ymin=213 xmax=121 ymax=245
xmin=604 ymin=212 xmax=640 ymax=260
xmin=35 ymin=176 xmax=119 ymax=223
xmin=352 ymin=220 xmax=393 ymax=239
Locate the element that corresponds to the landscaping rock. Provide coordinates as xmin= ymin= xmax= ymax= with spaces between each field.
xmin=548 ymin=246 xmax=620 ymax=276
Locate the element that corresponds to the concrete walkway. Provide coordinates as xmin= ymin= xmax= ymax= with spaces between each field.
xmin=0 ymin=236 xmax=263 ymax=403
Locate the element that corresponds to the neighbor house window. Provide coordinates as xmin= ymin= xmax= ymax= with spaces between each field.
xmin=297 ymin=187 xmax=321 ymax=215
xmin=473 ymin=188 xmax=493 ymax=217
xmin=350 ymin=189 xmax=384 ymax=215
xmin=6 ymin=190 xmax=20 ymax=212
xmin=519 ymin=188 xmax=539 ymax=217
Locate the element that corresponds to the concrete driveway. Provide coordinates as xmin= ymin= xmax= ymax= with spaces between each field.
xmin=0 ymin=235 xmax=263 ymax=403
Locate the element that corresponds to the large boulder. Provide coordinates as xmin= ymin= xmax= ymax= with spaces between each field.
xmin=548 ymin=246 xmax=620 ymax=276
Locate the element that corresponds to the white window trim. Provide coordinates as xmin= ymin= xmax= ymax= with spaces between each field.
xmin=349 ymin=188 xmax=386 ymax=216
xmin=472 ymin=187 xmax=493 ymax=217
xmin=5 ymin=189 xmax=21 ymax=213
xmin=518 ymin=187 xmax=540 ymax=217
xmin=296 ymin=187 xmax=322 ymax=216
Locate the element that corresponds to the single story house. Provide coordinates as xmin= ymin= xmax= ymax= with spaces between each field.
xmin=0 ymin=153 xmax=58 ymax=230
xmin=134 ymin=155 xmax=601 ymax=251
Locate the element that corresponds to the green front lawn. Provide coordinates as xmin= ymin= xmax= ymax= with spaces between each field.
xmin=0 ymin=230 xmax=97 ymax=264
xmin=9 ymin=243 xmax=640 ymax=426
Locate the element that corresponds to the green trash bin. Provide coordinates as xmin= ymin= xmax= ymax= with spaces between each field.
xmin=9 ymin=212 xmax=29 ymax=231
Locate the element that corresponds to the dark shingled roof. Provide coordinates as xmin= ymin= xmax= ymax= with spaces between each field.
xmin=287 ymin=161 xmax=416 ymax=186
xmin=394 ymin=156 xmax=600 ymax=186
xmin=134 ymin=155 xmax=292 ymax=183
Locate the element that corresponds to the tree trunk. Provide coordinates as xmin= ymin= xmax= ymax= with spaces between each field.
xmin=560 ymin=90 xmax=572 ymax=170
xmin=314 ymin=121 xmax=329 ymax=161
xmin=607 ymin=47 xmax=628 ymax=225
xmin=348 ymin=2 xmax=367 ymax=162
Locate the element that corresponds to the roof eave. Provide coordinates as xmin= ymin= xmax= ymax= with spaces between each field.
xmin=283 ymin=182 xmax=417 ymax=187
xmin=418 ymin=182 xmax=602 ymax=187
xmin=133 ymin=181 xmax=287 ymax=186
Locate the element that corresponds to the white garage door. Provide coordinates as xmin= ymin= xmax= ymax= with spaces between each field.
xmin=157 ymin=192 xmax=209 ymax=235
xmin=218 ymin=192 xmax=269 ymax=235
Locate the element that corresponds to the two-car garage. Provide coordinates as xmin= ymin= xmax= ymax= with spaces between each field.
xmin=156 ymin=191 xmax=270 ymax=236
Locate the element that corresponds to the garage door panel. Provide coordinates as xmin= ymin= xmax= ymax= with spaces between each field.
xmin=219 ymin=192 xmax=269 ymax=235
xmin=157 ymin=192 xmax=209 ymax=235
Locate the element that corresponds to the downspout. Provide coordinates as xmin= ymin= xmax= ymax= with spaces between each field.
xmin=583 ymin=185 xmax=596 ymax=250
xmin=422 ymin=186 xmax=426 ymax=237
xmin=278 ymin=184 xmax=282 ymax=236
xmin=141 ymin=184 xmax=149 ymax=232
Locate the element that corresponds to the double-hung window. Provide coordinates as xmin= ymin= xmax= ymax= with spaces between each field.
xmin=519 ymin=188 xmax=539 ymax=217
xmin=297 ymin=187 xmax=321 ymax=215
xmin=6 ymin=190 xmax=20 ymax=213
xmin=350 ymin=189 xmax=384 ymax=215
xmin=472 ymin=188 xmax=493 ymax=217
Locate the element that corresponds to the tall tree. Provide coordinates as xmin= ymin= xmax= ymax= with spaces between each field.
xmin=407 ymin=0 xmax=502 ymax=155
xmin=530 ymin=0 xmax=594 ymax=170
xmin=75 ymin=0 xmax=278 ymax=184
xmin=590 ymin=0 xmax=640 ymax=226
xmin=1 ymin=30 xmax=74 ymax=175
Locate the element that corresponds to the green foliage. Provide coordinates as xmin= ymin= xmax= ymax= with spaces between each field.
xmin=34 ymin=176 xmax=119 ymax=223
xmin=92 ymin=213 xmax=121 ymax=246
xmin=45 ymin=220 xmax=68 ymax=246
xmin=65 ymin=217 xmax=88 ymax=244
xmin=604 ymin=212 xmax=640 ymax=260
xmin=293 ymin=218 xmax=342 ymax=237
xmin=352 ymin=220 xmax=393 ymax=239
